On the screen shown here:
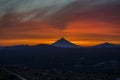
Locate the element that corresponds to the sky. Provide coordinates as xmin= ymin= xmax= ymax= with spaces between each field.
xmin=0 ymin=0 xmax=120 ymax=46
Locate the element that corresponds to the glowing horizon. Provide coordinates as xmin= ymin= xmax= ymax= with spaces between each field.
xmin=0 ymin=38 xmax=120 ymax=47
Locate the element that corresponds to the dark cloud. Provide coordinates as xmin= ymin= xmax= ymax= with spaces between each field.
xmin=47 ymin=1 xmax=120 ymax=28
xmin=0 ymin=0 xmax=120 ymax=30
xmin=0 ymin=0 xmax=120 ymax=39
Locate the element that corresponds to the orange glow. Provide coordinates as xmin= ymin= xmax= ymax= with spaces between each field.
xmin=0 ymin=39 xmax=55 ymax=46
xmin=64 ymin=20 xmax=119 ymax=35
xmin=0 ymin=39 xmax=120 ymax=47
xmin=0 ymin=20 xmax=120 ymax=46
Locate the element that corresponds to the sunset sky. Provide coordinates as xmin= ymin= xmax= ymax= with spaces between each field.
xmin=0 ymin=0 xmax=120 ymax=46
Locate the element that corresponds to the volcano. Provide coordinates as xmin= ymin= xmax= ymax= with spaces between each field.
xmin=52 ymin=38 xmax=80 ymax=48
xmin=94 ymin=42 xmax=120 ymax=48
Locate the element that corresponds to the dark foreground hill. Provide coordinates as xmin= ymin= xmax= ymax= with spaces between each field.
xmin=0 ymin=45 xmax=120 ymax=73
xmin=0 ymin=65 xmax=120 ymax=80
xmin=0 ymin=38 xmax=120 ymax=74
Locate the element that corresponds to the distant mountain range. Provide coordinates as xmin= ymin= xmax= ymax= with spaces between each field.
xmin=0 ymin=38 xmax=120 ymax=72
xmin=0 ymin=38 xmax=120 ymax=49
xmin=93 ymin=42 xmax=120 ymax=48
xmin=0 ymin=47 xmax=4 ymax=50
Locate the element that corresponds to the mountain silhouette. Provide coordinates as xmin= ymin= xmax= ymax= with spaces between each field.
xmin=0 ymin=46 xmax=4 ymax=50
xmin=51 ymin=38 xmax=80 ymax=48
xmin=94 ymin=42 xmax=120 ymax=48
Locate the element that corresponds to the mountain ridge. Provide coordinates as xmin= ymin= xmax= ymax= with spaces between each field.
xmin=0 ymin=39 xmax=120 ymax=48
xmin=93 ymin=42 xmax=120 ymax=48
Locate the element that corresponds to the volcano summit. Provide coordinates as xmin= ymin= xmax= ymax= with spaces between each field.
xmin=52 ymin=38 xmax=80 ymax=48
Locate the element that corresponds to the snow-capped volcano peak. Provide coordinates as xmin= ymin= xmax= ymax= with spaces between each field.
xmin=51 ymin=38 xmax=80 ymax=48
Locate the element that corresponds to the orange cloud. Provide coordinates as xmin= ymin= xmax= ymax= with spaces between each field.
xmin=0 ymin=19 xmax=120 ymax=46
xmin=64 ymin=20 xmax=119 ymax=35
xmin=62 ymin=20 xmax=120 ymax=46
xmin=0 ymin=3 xmax=120 ymax=46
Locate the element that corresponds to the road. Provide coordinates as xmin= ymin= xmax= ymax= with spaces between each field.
xmin=8 ymin=71 xmax=27 ymax=80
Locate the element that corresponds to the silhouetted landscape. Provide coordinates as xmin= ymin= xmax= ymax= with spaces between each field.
xmin=0 ymin=38 xmax=120 ymax=80
xmin=0 ymin=0 xmax=120 ymax=79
